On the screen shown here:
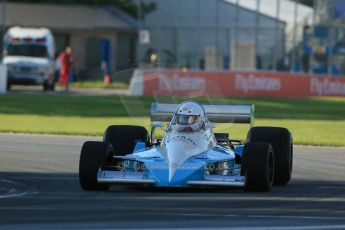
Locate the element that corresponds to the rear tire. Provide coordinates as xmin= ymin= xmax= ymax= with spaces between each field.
xmin=247 ymin=126 xmax=293 ymax=185
xmin=79 ymin=141 xmax=110 ymax=191
xmin=243 ymin=142 xmax=274 ymax=191
xmin=103 ymin=125 xmax=148 ymax=156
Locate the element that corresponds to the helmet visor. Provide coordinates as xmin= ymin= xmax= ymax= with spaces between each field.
xmin=177 ymin=115 xmax=198 ymax=125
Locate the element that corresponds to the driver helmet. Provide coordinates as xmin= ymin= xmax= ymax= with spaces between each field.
xmin=174 ymin=101 xmax=206 ymax=132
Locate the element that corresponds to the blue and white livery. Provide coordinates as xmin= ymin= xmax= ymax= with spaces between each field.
xmin=79 ymin=101 xmax=293 ymax=191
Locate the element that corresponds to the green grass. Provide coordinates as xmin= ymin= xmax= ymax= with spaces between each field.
xmin=71 ymin=80 xmax=129 ymax=89
xmin=0 ymin=94 xmax=345 ymax=146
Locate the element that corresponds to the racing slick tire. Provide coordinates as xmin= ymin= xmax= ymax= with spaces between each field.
xmin=103 ymin=125 xmax=148 ymax=155
xmin=243 ymin=142 xmax=274 ymax=191
xmin=247 ymin=126 xmax=293 ymax=185
xmin=79 ymin=141 xmax=110 ymax=191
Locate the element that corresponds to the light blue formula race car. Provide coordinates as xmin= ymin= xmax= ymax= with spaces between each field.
xmin=79 ymin=101 xmax=293 ymax=191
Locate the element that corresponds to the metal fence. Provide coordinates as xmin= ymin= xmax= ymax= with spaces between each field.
xmin=137 ymin=0 xmax=286 ymax=71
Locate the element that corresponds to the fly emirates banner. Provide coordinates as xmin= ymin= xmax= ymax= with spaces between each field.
xmin=131 ymin=69 xmax=345 ymax=97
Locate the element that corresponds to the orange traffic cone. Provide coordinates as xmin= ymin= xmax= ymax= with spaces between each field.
xmin=104 ymin=74 xmax=112 ymax=86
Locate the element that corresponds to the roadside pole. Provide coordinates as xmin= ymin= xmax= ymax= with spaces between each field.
xmin=254 ymin=0 xmax=260 ymax=70
xmin=327 ymin=1 xmax=334 ymax=76
xmin=273 ymin=0 xmax=280 ymax=71
xmin=0 ymin=0 xmax=6 ymax=94
xmin=136 ymin=0 xmax=142 ymax=67
xmin=0 ymin=0 xmax=6 ymax=56
xmin=291 ymin=1 xmax=298 ymax=72
xmin=309 ymin=0 xmax=316 ymax=74
xmin=234 ymin=0 xmax=239 ymax=70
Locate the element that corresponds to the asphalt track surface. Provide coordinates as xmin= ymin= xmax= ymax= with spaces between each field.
xmin=0 ymin=133 xmax=345 ymax=229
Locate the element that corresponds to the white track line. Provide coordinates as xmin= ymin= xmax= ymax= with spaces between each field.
xmin=0 ymin=179 xmax=35 ymax=199
xmin=166 ymin=213 xmax=345 ymax=221
xmin=121 ymin=226 xmax=345 ymax=230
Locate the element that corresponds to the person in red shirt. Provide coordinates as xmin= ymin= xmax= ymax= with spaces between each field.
xmin=58 ymin=46 xmax=74 ymax=91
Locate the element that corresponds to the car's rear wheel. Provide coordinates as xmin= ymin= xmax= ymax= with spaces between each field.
xmin=103 ymin=125 xmax=148 ymax=156
xmin=243 ymin=142 xmax=274 ymax=191
xmin=79 ymin=141 xmax=110 ymax=191
xmin=247 ymin=126 xmax=293 ymax=185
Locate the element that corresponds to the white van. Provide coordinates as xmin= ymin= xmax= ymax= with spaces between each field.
xmin=3 ymin=27 xmax=56 ymax=91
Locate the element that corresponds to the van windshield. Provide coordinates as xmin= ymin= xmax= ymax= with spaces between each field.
xmin=6 ymin=44 xmax=48 ymax=58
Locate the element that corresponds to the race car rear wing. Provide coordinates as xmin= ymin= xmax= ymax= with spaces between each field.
xmin=150 ymin=102 xmax=254 ymax=125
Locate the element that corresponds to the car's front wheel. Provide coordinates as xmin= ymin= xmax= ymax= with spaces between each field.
xmin=243 ymin=142 xmax=274 ymax=191
xmin=79 ymin=141 xmax=110 ymax=191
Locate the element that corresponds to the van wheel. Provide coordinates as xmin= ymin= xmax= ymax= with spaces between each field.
xmin=49 ymin=82 xmax=55 ymax=91
xmin=43 ymin=83 xmax=49 ymax=91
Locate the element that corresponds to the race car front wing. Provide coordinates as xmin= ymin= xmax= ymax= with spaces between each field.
xmin=97 ymin=169 xmax=245 ymax=187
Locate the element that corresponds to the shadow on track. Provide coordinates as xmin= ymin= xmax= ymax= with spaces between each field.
xmin=1 ymin=171 xmax=345 ymax=197
xmin=1 ymin=171 xmax=345 ymax=228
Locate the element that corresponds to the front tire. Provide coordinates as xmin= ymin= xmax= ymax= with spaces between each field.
xmin=243 ymin=142 xmax=274 ymax=191
xmin=79 ymin=141 xmax=110 ymax=191
xmin=247 ymin=126 xmax=293 ymax=185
